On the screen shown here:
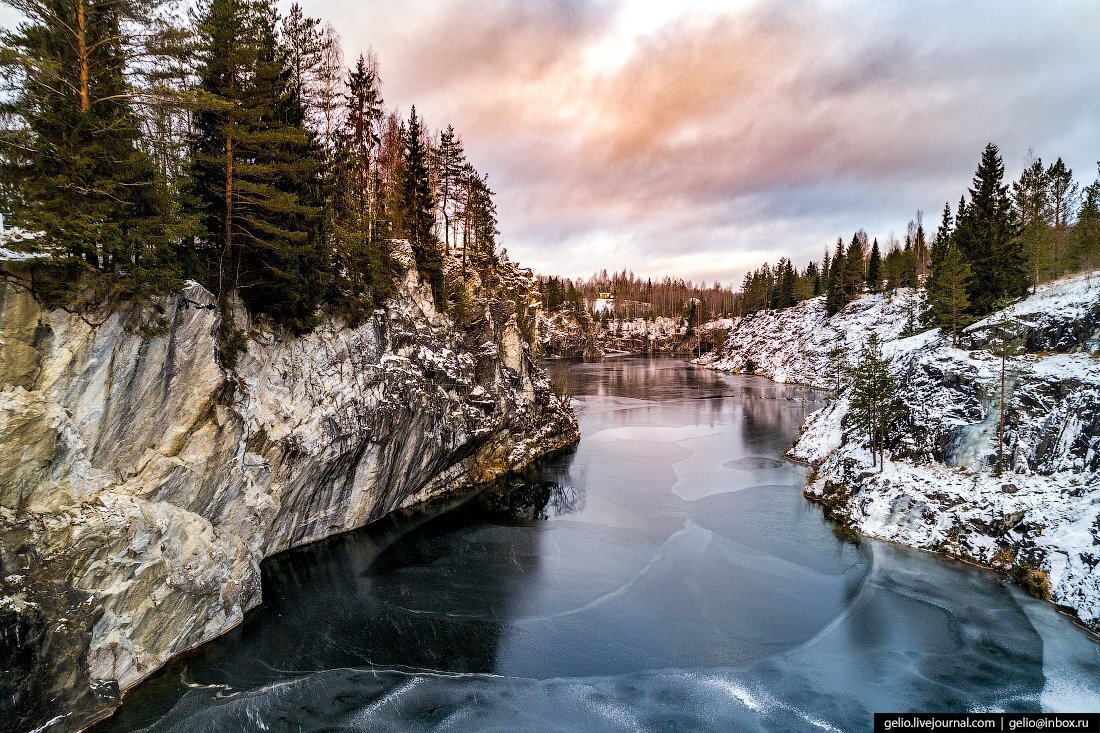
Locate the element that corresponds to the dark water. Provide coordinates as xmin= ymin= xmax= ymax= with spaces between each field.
xmin=93 ymin=358 xmax=1100 ymax=732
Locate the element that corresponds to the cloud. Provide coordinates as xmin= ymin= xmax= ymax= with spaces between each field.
xmin=308 ymin=0 xmax=1100 ymax=284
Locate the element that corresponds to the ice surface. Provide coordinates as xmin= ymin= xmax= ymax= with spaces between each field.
xmin=93 ymin=359 xmax=1100 ymax=733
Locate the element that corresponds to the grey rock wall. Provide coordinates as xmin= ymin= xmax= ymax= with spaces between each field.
xmin=0 ymin=255 xmax=577 ymax=733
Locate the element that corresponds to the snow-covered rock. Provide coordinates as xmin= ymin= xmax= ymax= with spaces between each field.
xmin=705 ymin=274 xmax=1100 ymax=630
xmin=538 ymin=309 xmax=730 ymax=358
xmin=0 ymin=251 xmax=578 ymax=733
xmin=695 ymin=288 xmax=925 ymax=387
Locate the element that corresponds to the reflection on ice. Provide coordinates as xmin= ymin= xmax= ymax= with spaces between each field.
xmin=93 ymin=358 xmax=1100 ymax=733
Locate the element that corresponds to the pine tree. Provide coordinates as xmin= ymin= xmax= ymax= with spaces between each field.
xmin=461 ymin=165 xmax=498 ymax=271
xmin=1046 ymin=157 xmax=1079 ymax=278
xmin=771 ymin=258 xmax=796 ymax=309
xmin=989 ymin=315 xmax=1024 ymax=473
xmin=913 ymin=212 xmax=929 ymax=279
xmin=0 ymin=0 xmax=179 ymax=292
xmin=1012 ymin=154 xmax=1052 ymax=289
xmin=825 ymin=343 xmax=848 ymax=396
xmin=926 ymin=242 xmax=972 ymax=346
xmin=1068 ymin=168 xmax=1100 ymax=272
xmin=312 ymin=24 xmax=343 ymax=151
xmin=847 ymin=333 xmax=903 ymax=469
xmin=436 ymin=125 xmax=466 ymax=254
xmin=328 ymin=51 xmax=391 ymax=309
xmin=930 ymin=202 xmax=953 ymax=268
xmin=281 ymin=4 xmax=323 ymax=114
xmin=188 ymin=0 xmax=327 ymax=330
xmin=866 ymin=238 xmax=881 ymax=292
xmin=953 ymin=143 xmax=1026 ymax=315
xmin=805 ymin=261 xmax=822 ymax=298
xmin=395 ymin=106 xmax=446 ymax=309
xmin=825 ymin=237 xmax=845 ymax=315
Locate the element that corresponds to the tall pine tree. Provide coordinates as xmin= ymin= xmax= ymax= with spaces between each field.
xmin=188 ymin=0 xmax=327 ymax=330
xmin=395 ymin=106 xmax=446 ymax=309
xmin=866 ymin=238 xmax=881 ymax=292
xmin=329 ymin=52 xmax=391 ymax=308
xmin=436 ymin=125 xmax=465 ymax=254
xmin=0 ymin=0 xmax=178 ymax=292
xmin=1012 ymin=154 xmax=1053 ymax=289
xmin=953 ymin=143 xmax=1026 ymax=315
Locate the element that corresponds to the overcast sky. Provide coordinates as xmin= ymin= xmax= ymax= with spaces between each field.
xmin=311 ymin=0 xmax=1098 ymax=285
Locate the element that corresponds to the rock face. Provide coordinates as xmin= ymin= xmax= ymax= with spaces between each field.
xmin=701 ymin=274 xmax=1100 ymax=630
xmin=0 ymin=251 xmax=578 ymax=733
xmin=539 ymin=309 xmax=605 ymax=358
xmin=539 ymin=309 xmax=730 ymax=359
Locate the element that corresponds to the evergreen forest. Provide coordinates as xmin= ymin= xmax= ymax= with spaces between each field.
xmin=0 ymin=0 xmax=499 ymax=340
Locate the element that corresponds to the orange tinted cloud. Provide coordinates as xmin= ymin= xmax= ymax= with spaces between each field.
xmin=313 ymin=0 xmax=1100 ymax=283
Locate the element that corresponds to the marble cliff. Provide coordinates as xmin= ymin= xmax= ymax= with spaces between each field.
xmin=0 ymin=248 xmax=578 ymax=732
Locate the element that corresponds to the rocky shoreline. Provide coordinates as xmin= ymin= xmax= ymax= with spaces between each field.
xmin=698 ymin=274 xmax=1100 ymax=632
xmin=0 ymin=251 xmax=578 ymax=733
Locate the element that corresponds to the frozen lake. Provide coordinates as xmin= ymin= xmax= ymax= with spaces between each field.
xmin=93 ymin=357 xmax=1100 ymax=732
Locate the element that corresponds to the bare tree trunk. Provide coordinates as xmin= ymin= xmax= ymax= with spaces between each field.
xmin=221 ymin=88 xmax=234 ymax=298
xmin=77 ymin=0 xmax=90 ymax=113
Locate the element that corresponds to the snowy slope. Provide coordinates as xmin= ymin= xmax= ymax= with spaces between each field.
xmin=705 ymin=274 xmax=1100 ymax=629
xmin=695 ymin=289 xmax=924 ymax=388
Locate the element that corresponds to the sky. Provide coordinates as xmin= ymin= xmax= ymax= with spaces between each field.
xmin=4 ymin=0 xmax=1096 ymax=285
xmin=309 ymin=0 xmax=1099 ymax=285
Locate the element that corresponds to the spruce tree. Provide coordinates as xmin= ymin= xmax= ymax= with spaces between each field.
xmin=866 ymin=238 xmax=881 ymax=292
xmin=954 ymin=143 xmax=1026 ymax=315
xmin=0 ymin=0 xmax=177 ymax=292
xmin=395 ymin=106 xmax=446 ymax=309
xmin=848 ymin=333 xmax=903 ymax=469
xmin=926 ymin=242 xmax=972 ymax=346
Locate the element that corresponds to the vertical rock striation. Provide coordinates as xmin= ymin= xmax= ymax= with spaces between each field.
xmin=0 ymin=250 xmax=578 ymax=733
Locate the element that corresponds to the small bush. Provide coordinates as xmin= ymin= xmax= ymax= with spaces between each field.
xmin=1010 ymin=563 xmax=1052 ymax=600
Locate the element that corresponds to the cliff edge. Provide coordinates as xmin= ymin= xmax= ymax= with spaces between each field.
xmin=0 ymin=249 xmax=578 ymax=733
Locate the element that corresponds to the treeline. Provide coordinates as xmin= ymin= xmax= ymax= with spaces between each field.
xmin=742 ymin=221 xmax=931 ymax=317
xmin=0 ymin=0 xmax=500 ymax=335
xmin=737 ymin=143 xmax=1100 ymax=341
xmin=539 ymin=270 xmax=740 ymax=321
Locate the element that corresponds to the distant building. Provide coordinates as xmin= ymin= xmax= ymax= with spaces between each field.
xmin=593 ymin=292 xmax=615 ymax=314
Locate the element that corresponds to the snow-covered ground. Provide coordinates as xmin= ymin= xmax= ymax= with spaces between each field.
xmin=695 ymin=288 xmax=924 ymax=388
xmin=701 ymin=275 xmax=1100 ymax=629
